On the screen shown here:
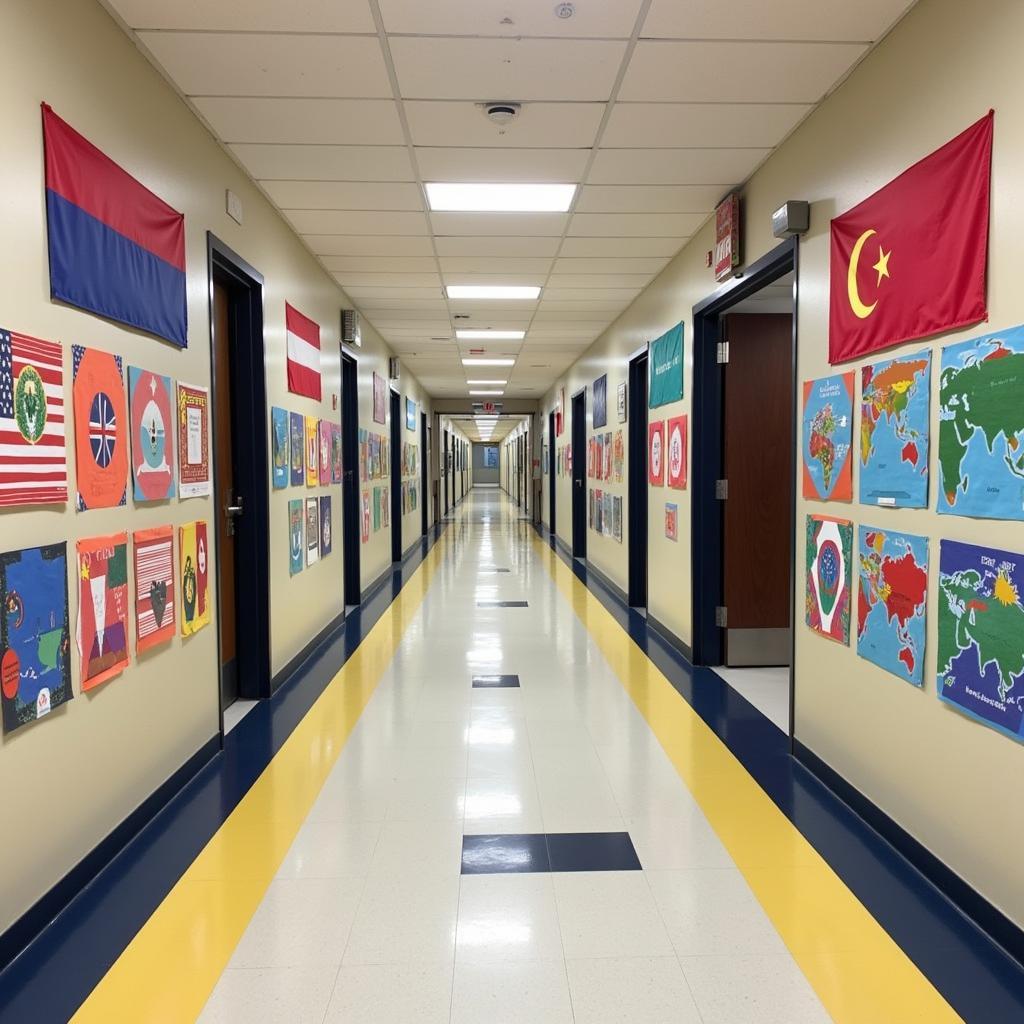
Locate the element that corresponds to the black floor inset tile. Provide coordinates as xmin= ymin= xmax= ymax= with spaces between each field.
xmin=462 ymin=834 xmax=549 ymax=874
xmin=546 ymin=832 xmax=642 ymax=872
xmin=472 ymin=674 xmax=520 ymax=688
xmin=476 ymin=600 xmax=529 ymax=607
xmin=480 ymin=567 xmax=511 ymax=573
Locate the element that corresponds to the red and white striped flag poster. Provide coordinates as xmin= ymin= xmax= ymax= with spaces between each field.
xmin=286 ymin=303 xmax=321 ymax=400
xmin=0 ymin=328 xmax=68 ymax=507
xmin=133 ymin=525 xmax=175 ymax=652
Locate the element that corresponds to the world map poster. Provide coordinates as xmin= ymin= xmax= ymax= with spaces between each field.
xmin=860 ymin=352 xmax=930 ymax=508
xmin=938 ymin=326 xmax=1024 ymax=521
xmin=938 ymin=539 xmax=1024 ymax=743
xmin=806 ymin=515 xmax=852 ymax=645
xmin=857 ymin=527 xmax=928 ymax=686
xmin=802 ymin=372 xmax=853 ymax=502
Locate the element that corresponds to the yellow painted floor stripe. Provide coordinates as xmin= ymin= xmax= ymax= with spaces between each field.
xmin=71 ymin=537 xmax=447 ymax=1024
xmin=533 ymin=538 xmax=962 ymax=1024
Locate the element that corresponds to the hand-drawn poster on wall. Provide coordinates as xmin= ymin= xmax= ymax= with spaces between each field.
xmin=857 ymin=527 xmax=928 ymax=686
xmin=176 ymin=382 xmax=210 ymax=499
xmin=617 ymin=381 xmax=627 ymax=423
xmin=806 ymin=515 xmax=852 ymax=645
xmin=305 ymin=496 xmax=319 ymax=566
xmin=76 ymin=533 xmax=129 ymax=690
xmin=271 ymin=407 xmax=289 ymax=490
xmin=860 ymin=352 xmax=930 ymax=508
xmin=318 ymin=420 xmax=331 ymax=486
xmin=612 ymin=495 xmax=622 ymax=542
xmin=648 ymin=324 xmax=684 ymax=408
xmin=73 ymin=344 xmax=128 ymax=511
xmin=330 ymin=423 xmax=342 ymax=483
xmin=319 ymin=495 xmax=332 ymax=558
xmin=802 ymin=373 xmax=854 ymax=502
xmin=179 ymin=520 xmax=210 ymax=636
xmin=613 ymin=430 xmax=624 ymax=482
xmin=593 ymin=374 xmax=608 ymax=428
xmin=288 ymin=499 xmax=303 ymax=575
xmin=361 ymin=490 xmax=370 ymax=543
xmin=1 ymin=543 xmax=72 ymax=733
xmin=938 ymin=326 xmax=1024 ymax=521
xmin=938 ymin=539 xmax=1024 ymax=743
xmin=406 ymin=397 xmax=416 ymax=431
xmin=305 ymin=416 xmax=318 ymax=487
xmin=665 ymin=503 xmax=678 ymax=541
xmin=128 ymin=366 xmax=175 ymax=501
xmin=667 ymin=415 xmax=687 ymax=490
xmin=289 ymin=411 xmax=304 ymax=486
xmin=373 ymin=372 xmax=386 ymax=424
xmin=648 ymin=421 xmax=664 ymax=486
xmin=133 ymin=525 xmax=175 ymax=652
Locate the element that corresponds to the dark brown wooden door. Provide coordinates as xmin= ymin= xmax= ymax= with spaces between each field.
xmin=722 ymin=313 xmax=794 ymax=666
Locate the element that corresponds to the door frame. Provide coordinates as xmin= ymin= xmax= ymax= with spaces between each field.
xmin=570 ymin=387 xmax=587 ymax=558
xmin=548 ymin=412 xmax=556 ymax=531
xmin=420 ymin=411 xmax=428 ymax=535
xmin=691 ymin=236 xmax=799 ymax=736
xmin=627 ymin=346 xmax=649 ymax=608
xmin=206 ymin=233 xmax=271 ymax=717
xmin=389 ymin=388 xmax=402 ymax=560
xmin=340 ymin=348 xmax=360 ymax=605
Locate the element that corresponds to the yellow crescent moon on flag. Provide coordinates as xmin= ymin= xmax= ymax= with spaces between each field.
xmin=847 ymin=228 xmax=877 ymax=319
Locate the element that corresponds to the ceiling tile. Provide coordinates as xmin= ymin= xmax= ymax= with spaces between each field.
xmin=304 ymin=235 xmax=435 ymax=257
xmin=568 ymin=213 xmax=703 ymax=237
xmin=404 ymin=101 xmax=605 ymax=148
xmin=355 ymin=298 xmax=449 ymax=310
xmin=551 ymin=257 xmax=669 ymax=275
xmin=320 ymin=256 xmax=439 ymax=273
xmin=108 ymin=0 xmax=375 ymax=31
xmin=230 ymin=144 xmax=414 ymax=182
xmin=545 ymin=273 xmax=653 ymax=289
xmin=389 ymin=37 xmax=626 ymax=101
xmin=416 ymin=148 xmax=589 ymax=183
xmin=543 ymin=288 xmax=641 ymax=301
xmin=430 ymin=212 xmax=568 ymax=236
xmin=619 ymin=41 xmax=869 ymax=103
xmin=263 ymin=181 xmax=424 ymax=211
xmin=285 ymin=210 xmax=428 ymax=234
xmin=531 ymin=309 xmax=618 ymax=322
xmin=193 ymin=98 xmax=403 ymax=144
xmin=344 ymin=286 xmax=445 ymax=300
xmin=574 ymin=185 xmax=722 ymax=213
xmin=559 ymin=237 xmax=685 ymax=258
xmin=442 ymin=274 xmax=546 ymax=288
xmin=588 ymin=148 xmax=769 ymax=185
xmin=536 ymin=299 xmax=630 ymax=311
xmin=434 ymin=236 xmax=561 ymax=257
xmin=437 ymin=258 xmax=552 ymax=276
xmin=334 ymin=272 xmax=441 ymax=288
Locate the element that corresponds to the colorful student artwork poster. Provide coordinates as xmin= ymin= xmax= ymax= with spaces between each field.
xmin=860 ymin=352 xmax=930 ymax=508
xmin=806 ymin=515 xmax=853 ymax=645
xmin=76 ymin=532 xmax=129 ymax=690
xmin=665 ymin=503 xmax=678 ymax=541
xmin=318 ymin=420 xmax=332 ymax=486
xmin=73 ymin=344 xmax=128 ymax=511
xmin=0 ymin=328 xmax=68 ymax=507
xmin=612 ymin=495 xmax=622 ymax=542
xmin=593 ymin=374 xmax=608 ymax=428
xmin=271 ymin=407 xmax=289 ymax=490
xmin=361 ymin=491 xmax=370 ymax=543
xmin=802 ymin=372 xmax=854 ymax=502
xmin=938 ymin=539 xmax=1024 ymax=742
xmin=648 ymin=323 xmax=684 ymax=408
xmin=179 ymin=521 xmax=210 ymax=637
xmin=288 ymin=500 xmax=303 ymax=575
xmin=133 ymin=525 xmax=175 ymax=652
xmin=176 ymin=382 xmax=211 ymax=499
xmin=938 ymin=326 xmax=1024 ymax=521
xmin=594 ymin=489 xmax=603 ymax=533
xmin=406 ymin=397 xmax=416 ymax=431
xmin=1 ymin=543 xmax=72 ymax=733
xmin=305 ymin=497 xmax=319 ymax=566
xmin=667 ymin=415 xmax=687 ymax=490
xmin=857 ymin=527 xmax=928 ymax=686
xmin=617 ymin=381 xmax=627 ymax=423
xmin=305 ymin=416 xmax=318 ymax=487
xmin=612 ymin=430 xmax=624 ymax=483
xmin=289 ymin=411 xmax=304 ymax=486
xmin=648 ymin=421 xmax=664 ymax=486
xmin=319 ymin=495 xmax=332 ymax=558
xmin=128 ymin=367 xmax=175 ymax=501
xmin=330 ymin=423 xmax=342 ymax=483
xmin=372 ymin=372 xmax=386 ymax=424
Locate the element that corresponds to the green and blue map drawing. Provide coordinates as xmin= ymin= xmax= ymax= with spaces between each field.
xmin=857 ymin=527 xmax=928 ymax=686
xmin=271 ymin=407 xmax=289 ymax=490
xmin=860 ymin=352 xmax=930 ymax=508
xmin=939 ymin=326 xmax=1024 ymax=520
xmin=802 ymin=373 xmax=853 ymax=501
xmin=938 ymin=539 xmax=1024 ymax=742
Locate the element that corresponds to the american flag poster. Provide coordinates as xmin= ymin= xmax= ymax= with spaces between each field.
xmin=0 ymin=329 xmax=68 ymax=507
xmin=72 ymin=344 xmax=128 ymax=510
xmin=133 ymin=525 xmax=175 ymax=652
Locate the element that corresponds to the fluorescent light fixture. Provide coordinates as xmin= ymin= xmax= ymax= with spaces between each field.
xmin=470 ymin=390 xmax=504 ymax=396
xmin=463 ymin=358 xmax=515 ymax=366
xmin=447 ymin=286 xmax=540 ymax=300
xmin=456 ymin=330 xmax=526 ymax=340
xmin=466 ymin=379 xmax=507 ymax=385
xmin=426 ymin=182 xmax=576 ymax=212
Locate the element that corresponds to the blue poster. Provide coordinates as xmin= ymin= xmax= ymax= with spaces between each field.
xmin=406 ymin=397 xmax=416 ymax=431
xmin=938 ymin=539 xmax=1024 ymax=741
xmin=802 ymin=373 xmax=854 ymax=502
xmin=289 ymin=411 xmax=304 ymax=487
xmin=288 ymin=499 xmax=303 ymax=575
xmin=939 ymin=326 xmax=1024 ymax=521
xmin=271 ymin=407 xmax=289 ymax=490
xmin=648 ymin=324 xmax=683 ymax=408
xmin=857 ymin=527 xmax=928 ymax=686
xmin=860 ymin=352 xmax=930 ymax=508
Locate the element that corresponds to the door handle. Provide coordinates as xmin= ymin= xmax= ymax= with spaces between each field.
xmin=226 ymin=496 xmax=244 ymax=516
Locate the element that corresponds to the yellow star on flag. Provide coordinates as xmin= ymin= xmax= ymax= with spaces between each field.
xmin=873 ymin=247 xmax=892 ymax=286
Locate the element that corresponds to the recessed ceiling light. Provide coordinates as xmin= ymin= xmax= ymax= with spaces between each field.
xmin=466 ymin=379 xmax=507 ymax=385
xmin=447 ymin=286 xmax=540 ymax=300
xmin=456 ymin=330 xmax=525 ymax=340
xmin=469 ymin=390 xmax=504 ymax=396
xmin=463 ymin=358 xmax=515 ymax=366
xmin=426 ymin=183 xmax=575 ymax=212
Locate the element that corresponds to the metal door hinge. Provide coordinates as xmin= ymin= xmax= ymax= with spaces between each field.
xmin=715 ymin=479 xmax=728 ymax=500
xmin=715 ymin=606 xmax=728 ymax=628
xmin=716 ymin=341 xmax=729 ymax=364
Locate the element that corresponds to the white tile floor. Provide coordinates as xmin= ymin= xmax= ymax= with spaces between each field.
xmin=713 ymin=666 xmax=791 ymax=733
xmin=199 ymin=490 xmax=831 ymax=1023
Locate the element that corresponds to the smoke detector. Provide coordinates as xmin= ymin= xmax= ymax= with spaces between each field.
xmin=481 ymin=102 xmax=521 ymax=127
xmin=554 ymin=3 xmax=575 ymax=18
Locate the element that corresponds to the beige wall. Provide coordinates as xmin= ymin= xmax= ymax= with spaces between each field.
xmin=0 ymin=0 xmax=433 ymax=934
xmin=541 ymin=0 xmax=1023 ymax=929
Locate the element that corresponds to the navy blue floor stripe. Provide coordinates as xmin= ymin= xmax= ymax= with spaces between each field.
xmin=461 ymin=832 xmax=641 ymax=875
xmin=534 ymin=523 xmax=1024 ymax=1024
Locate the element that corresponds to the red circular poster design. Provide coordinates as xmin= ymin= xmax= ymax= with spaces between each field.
xmin=648 ymin=421 xmax=664 ymax=486
xmin=72 ymin=345 xmax=128 ymax=511
xmin=129 ymin=368 xmax=175 ymax=500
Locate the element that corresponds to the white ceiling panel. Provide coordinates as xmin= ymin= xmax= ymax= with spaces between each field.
xmin=355 ymin=299 xmax=448 ymax=311
xmin=320 ymin=256 xmax=438 ymax=273
xmin=430 ymin=212 xmax=569 ymax=237
xmin=531 ymin=310 xmax=617 ymax=322
xmin=303 ymin=235 xmax=435 ymax=257
xmin=389 ymin=37 xmax=626 ymax=102
xmin=602 ymin=103 xmax=812 ymax=149
xmin=588 ymin=148 xmax=769 ymax=186
xmin=543 ymin=288 xmax=641 ymax=301
xmin=619 ymin=41 xmax=869 ymax=104
xmin=442 ymin=274 xmax=546 ymax=288
xmin=575 ymin=185 xmax=722 ymax=214
xmin=404 ymin=101 xmax=606 ymax=148
xmin=230 ymin=145 xmax=414 ymax=182
xmin=137 ymin=32 xmax=391 ymax=98
xmin=343 ymin=286 xmax=445 ymax=300
xmin=107 ymin=0 xmax=375 ymax=32
xmin=568 ymin=213 xmax=704 ymax=237
xmin=546 ymin=274 xmax=654 ymax=289
xmin=192 ymin=98 xmax=403 ymax=145
xmin=438 ymin=257 xmax=553 ymax=275
xmin=434 ymin=236 xmax=561 ymax=257
xmin=335 ymin=273 xmax=441 ymax=288
xmin=641 ymin=0 xmax=913 ymax=42
xmin=284 ymin=210 xmax=428 ymax=234
xmin=559 ymin=237 xmax=686 ymax=258
xmin=416 ymin=148 xmax=589 ymax=183
xmin=536 ymin=299 xmax=633 ymax=311
xmin=262 ymin=181 xmax=424 ymax=211
xmin=552 ymin=257 xmax=669 ymax=275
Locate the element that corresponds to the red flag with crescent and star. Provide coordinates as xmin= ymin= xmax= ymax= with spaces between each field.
xmin=828 ymin=111 xmax=992 ymax=364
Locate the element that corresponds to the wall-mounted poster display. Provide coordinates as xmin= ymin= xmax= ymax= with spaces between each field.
xmin=76 ymin=532 xmax=130 ymax=690
xmin=801 ymin=372 xmax=853 ymax=502
xmin=318 ymin=420 xmax=331 ymax=486
xmin=1 ymin=542 xmax=72 ymax=733
xmin=179 ymin=520 xmax=210 ymax=636
xmin=593 ymin=374 xmax=608 ymax=428
xmin=612 ymin=495 xmax=622 ymax=542
xmin=555 ymin=386 xmax=565 ymax=436
xmin=617 ymin=381 xmax=627 ymax=423
xmin=73 ymin=344 xmax=128 ymax=511
xmin=857 ymin=527 xmax=928 ymax=686
xmin=373 ymin=372 xmax=386 ymax=424
xmin=330 ymin=423 xmax=342 ymax=483
xmin=648 ymin=324 xmax=683 ymax=408
xmin=288 ymin=499 xmax=303 ymax=575
xmin=648 ymin=421 xmax=664 ymax=486
xmin=594 ymin=488 xmax=603 ymax=533
xmin=176 ymin=382 xmax=211 ymax=499
xmin=938 ymin=326 xmax=1024 ymax=521
xmin=133 ymin=525 xmax=175 ymax=653
xmin=289 ymin=411 xmax=304 ymax=486
xmin=271 ymin=407 xmax=289 ymax=490
xmin=406 ymin=397 xmax=416 ymax=431
xmin=319 ymin=495 xmax=332 ymax=558
xmin=806 ymin=515 xmax=852 ymax=646
xmin=361 ymin=490 xmax=370 ymax=543
xmin=305 ymin=497 xmax=319 ymax=566
xmin=612 ymin=430 xmax=624 ymax=483
xmin=0 ymin=328 xmax=68 ymax=507
xmin=128 ymin=367 xmax=175 ymax=502
xmin=304 ymin=416 xmax=318 ymax=487
xmin=860 ymin=352 xmax=930 ymax=508
xmin=667 ymin=415 xmax=687 ymax=490
xmin=665 ymin=503 xmax=678 ymax=541
xmin=565 ymin=443 xmax=572 ymax=477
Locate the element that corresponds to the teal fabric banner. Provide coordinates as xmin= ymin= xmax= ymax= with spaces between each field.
xmin=648 ymin=323 xmax=683 ymax=408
